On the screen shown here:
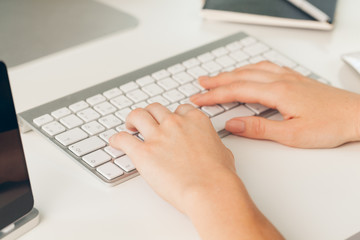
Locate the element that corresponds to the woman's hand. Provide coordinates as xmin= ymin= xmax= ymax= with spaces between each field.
xmin=191 ymin=61 xmax=360 ymax=148
xmin=110 ymin=103 xmax=235 ymax=212
xmin=110 ymin=103 xmax=283 ymax=240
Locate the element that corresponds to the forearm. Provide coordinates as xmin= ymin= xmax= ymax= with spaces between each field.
xmin=184 ymin=172 xmax=284 ymax=240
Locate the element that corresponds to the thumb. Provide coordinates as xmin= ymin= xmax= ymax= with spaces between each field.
xmin=225 ymin=116 xmax=295 ymax=144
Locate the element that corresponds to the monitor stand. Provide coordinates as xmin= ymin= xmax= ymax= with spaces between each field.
xmin=0 ymin=0 xmax=138 ymax=67
xmin=0 ymin=208 xmax=40 ymax=240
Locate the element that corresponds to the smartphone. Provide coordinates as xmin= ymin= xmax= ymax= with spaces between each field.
xmin=0 ymin=61 xmax=37 ymax=235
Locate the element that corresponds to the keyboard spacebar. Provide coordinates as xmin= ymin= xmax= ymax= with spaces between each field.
xmin=210 ymin=105 xmax=255 ymax=132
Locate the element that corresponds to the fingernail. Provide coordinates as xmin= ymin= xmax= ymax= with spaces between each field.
xmin=226 ymin=119 xmax=245 ymax=133
xmin=109 ymin=135 xmax=115 ymax=144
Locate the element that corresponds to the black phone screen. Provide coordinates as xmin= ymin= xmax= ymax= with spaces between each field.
xmin=0 ymin=61 xmax=34 ymax=230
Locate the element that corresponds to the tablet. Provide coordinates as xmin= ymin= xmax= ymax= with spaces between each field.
xmin=0 ymin=61 xmax=36 ymax=235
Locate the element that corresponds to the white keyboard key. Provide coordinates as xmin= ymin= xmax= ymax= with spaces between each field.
xmin=115 ymin=155 xmax=136 ymax=172
xmin=69 ymin=136 xmax=106 ymax=157
xmin=115 ymin=107 xmax=132 ymax=121
xmin=99 ymin=129 xmax=118 ymax=143
xmin=221 ymin=102 xmax=240 ymax=110
xmin=55 ymin=127 xmax=88 ymax=146
xmin=240 ymin=37 xmax=257 ymax=46
xmin=33 ymin=114 xmax=54 ymax=127
xmin=202 ymin=61 xmax=222 ymax=73
xmin=77 ymin=108 xmax=101 ymax=122
xmin=178 ymin=83 xmax=200 ymax=97
xmin=96 ymin=162 xmax=124 ymax=180
xmin=136 ymin=76 xmax=155 ymax=87
xmin=245 ymin=103 xmax=270 ymax=115
xmin=294 ymin=65 xmax=311 ymax=76
xmin=167 ymin=64 xmax=186 ymax=74
xmin=142 ymin=83 xmax=164 ymax=97
xmin=103 ymin=88 xmax=122 ymax=99
xmin=86 ymin=94 xmax=106 ymax=106
xmin=98 ymin=114 xmax=122 ymax=129
xmin=182 ymin=58 xmax=201 ymax=69
xmin=94 ymin=102 xmax=117 ymax=116
xmin=69 ymin=100 xmax=89 ymax=113
xmin=197 ymin=52 xmax=215 ymax=63
xmin=163 ymin=89 xmax=185 ymax=103
xmin=81 ymin=121 xmax=106 ymax=135
xmin=157 ymin=77 xmax=179 ymax=91
xmin=210 ymin=105 xmax=255 ymax=132
xmin=42 ymin=121 xmax=66 ymax=136
xmin=263 ymin=50 xmax=297 ymax=68
xmin=230 ymin=50 xmax=250 ymax=62
xmin=249 ymin=56 xmax=267 ymax=64
xmin=147 ymin=95 xmax=170 ymax=106
xmin=152 ymin=69 xmax=170 ymax=81
xmin=116 ymin=124 xmax=138 ymax=135
xmin=226 ymin=41 xmax=243 ymax=52
xmin=201 ymin=105 xmax=224 ymax=117
xmin=216 ymin=55 xmax=236 ymax=68
xmin=212 ymin=47 xmax=229 ymax=57
xmin=83 ymin=150 xmax=111 ymax=168
xmin=51 ymin=107 xmax=71 ymax=119
xmin=172 ymin=72 xmax=194 ymax=84
xmin=110 ymin=95 xmax=133 ymax=109
xmin=167 ymin=103 xmax=180 ymax=112
xmin=60 ymin=114 xmax=83 ymax=129
xmin=126 ymin=89 xmax=149 ymax=103
xmin=132 ymin=101 xmax=148 ymax=109
xmin=180 ymin=98 xmax=199 ymax=108
xmin=187 ymin=66 xmax=208 ymax=78
xmin=104 ymin=146 xmax=125 ymax=158
xmin=120 ymin=81 xmax=139 ymax=92
xmin=243 ymin=43 xmax=269 ymax=57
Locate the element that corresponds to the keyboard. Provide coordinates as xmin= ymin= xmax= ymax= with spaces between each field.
xmin=18 ymin=32 xmax=328 ymax=186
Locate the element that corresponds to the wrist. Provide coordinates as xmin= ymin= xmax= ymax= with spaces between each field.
xmin=182 ymin=171 xmax=284 ymax=240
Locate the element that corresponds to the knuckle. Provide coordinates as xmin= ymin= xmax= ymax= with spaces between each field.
xmin=270 ymin=80 xmax=292 ymax=93
xmin=127 ymin=108 xmax=142 ymax=119
xmin=251 ymin=118 xmax=266 ymax=137
xmin=163 ymin=113 xmax=182 ymax=126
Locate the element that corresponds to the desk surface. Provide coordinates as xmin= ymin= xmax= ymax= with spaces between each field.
xmin=8 ymin=0 xmax=360 ymax=239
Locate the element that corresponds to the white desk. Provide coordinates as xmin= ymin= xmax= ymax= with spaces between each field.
xmin=9 ymin=0 xmax=360 ymax=239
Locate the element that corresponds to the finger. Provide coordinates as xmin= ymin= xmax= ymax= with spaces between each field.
xmin=234 ymin=61 xmax=291 ymax=74
xmin=145 ymin=103 xmax=172 ymax=123
xmin=109 ymin=131 xmax=143 ymax=157
xmin=175 ymin=104 xmax=196 ymax=115
xmin=190 ymin=81 xmax=278 ymax=108
xmin=225 ymin=116 xmax=298 ymax=146
xmin=125 ymin=108 xmax=158 ymax=138
xmin=199 ymin=69 xmax=279 ymax=90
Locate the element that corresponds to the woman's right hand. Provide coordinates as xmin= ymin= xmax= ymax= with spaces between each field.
xmin=191 ymin=61 xmax=360 ymax=148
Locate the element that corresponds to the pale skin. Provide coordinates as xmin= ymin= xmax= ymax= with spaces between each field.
xmin=110 ymin=61 xmax=360 ymax=239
